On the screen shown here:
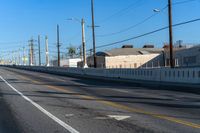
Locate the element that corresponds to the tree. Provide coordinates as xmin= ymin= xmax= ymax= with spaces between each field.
xmin=67 ymin=46 xmax=76 ymax=58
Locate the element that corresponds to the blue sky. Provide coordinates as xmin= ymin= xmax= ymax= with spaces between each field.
xmin=0 ymin=0 xmax=200 ymax=63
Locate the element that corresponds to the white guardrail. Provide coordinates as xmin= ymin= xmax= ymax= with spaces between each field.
xmin=8 ymin=66 xmax=200 ymax=84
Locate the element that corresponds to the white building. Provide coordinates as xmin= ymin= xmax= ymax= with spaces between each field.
xmin=52 ymin=58 xmax=81 ymax=67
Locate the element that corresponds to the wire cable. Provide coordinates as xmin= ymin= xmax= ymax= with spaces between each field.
xmin=97 ymin=5 xmax=168 ymax=37
xmin=98 ymin=0 xmax=142 ymax=24
xmin=89 ymin=17 xmax=200 ymax=50
xmin=173 ymin=0 xmax=198 ymax=5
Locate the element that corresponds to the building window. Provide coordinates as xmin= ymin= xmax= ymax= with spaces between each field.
xmin=183 ymin=56 xmax=197 ymax=66
xmin=134 ymin=63 xmax=137 ymax=68
xmin=193 ymin=71 xmax=195 ymax=78
xmin=175 ymin=58 xmax=179 ymax=67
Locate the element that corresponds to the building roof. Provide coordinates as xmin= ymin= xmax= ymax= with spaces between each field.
xmin=96 ymin=48 xmax=163 ymax=57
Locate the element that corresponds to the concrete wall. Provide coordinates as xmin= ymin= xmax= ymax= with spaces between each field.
xmin=9 ymin=65 xmax=200 ymax=84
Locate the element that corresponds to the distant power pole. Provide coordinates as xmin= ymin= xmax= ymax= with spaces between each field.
xmin=45 ymin=36 xmax=50 ymax=66
xmin=91 ymin=0 xmax=97 ymax=68
xmin=29 ymin=38 xmax=34 ymax=66
xmin=18 ymin=48 xmax=21 ymax=65
xmin=38 ymin=35 xmax=41 ymax=66
xmin=57 ymin=24 xmax=61 ymax=67
xmin=168 ymin=0 xmax=174 ymax=68
xmin=23 ymin=46 xmax=25 ymax=65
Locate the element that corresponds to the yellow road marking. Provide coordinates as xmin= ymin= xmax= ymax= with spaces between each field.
xmin=18 ymin=74 xmax=200 ymax=129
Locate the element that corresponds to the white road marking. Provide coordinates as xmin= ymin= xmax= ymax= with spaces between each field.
xmin=111 ymin=89 xmax=129 ymax=93
xmin=107 ymin=115 xmax=131 ymax=121
xmin=65 ymin=114 xmax=74 ymax=117
xmin=0 ymin=76 xmax=79 ymax=133
xmin=94 ymin=117 xmax=108 ymax=120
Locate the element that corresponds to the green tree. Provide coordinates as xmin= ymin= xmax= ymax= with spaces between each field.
xmin=67 ymin=46 xmax=76 ymax=58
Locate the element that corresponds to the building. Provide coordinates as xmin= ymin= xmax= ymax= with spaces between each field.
xmin=164 ymin=45 xmax=200 ymax=67
xmin=87 ymin=45 xmax=163 ymax=68
xmin=52 ymin=58 xmax=82 ymax=67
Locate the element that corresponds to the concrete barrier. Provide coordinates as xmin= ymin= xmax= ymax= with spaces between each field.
xmin=3 ymin=65 xmax=200 ymax=85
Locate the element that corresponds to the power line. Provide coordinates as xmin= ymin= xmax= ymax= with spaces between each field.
xmin=97 ymin=5 xmax=168 ymax=37
xmin=173 ymin=0 xmax=198 ymax=5
xmin=97 ymin=0 xmax=143 ymax=24
xmin=96 ymin=0 xmax=198 ymax=38
xmin=90 ymin=17 xmax=200 ymax=50
xmin=0 ymin=41 xmax=27 ymax=45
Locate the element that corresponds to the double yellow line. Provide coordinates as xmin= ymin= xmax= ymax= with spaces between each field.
xmin=18 ymin=73 xmax=200 ymax=129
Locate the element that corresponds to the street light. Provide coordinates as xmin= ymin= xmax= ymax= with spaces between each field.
xmin=153 ymin=9 xmax=160 ymax=12
xmin=67 ymin=18 xmax=88 ymax=68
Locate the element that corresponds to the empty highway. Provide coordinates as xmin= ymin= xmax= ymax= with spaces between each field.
xmin=0 ymin=67 xmax=200 ymax=133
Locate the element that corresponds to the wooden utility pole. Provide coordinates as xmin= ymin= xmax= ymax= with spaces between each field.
xmin=91 ymin=0 xmax=97 ymax=68
xmin=57 ymin=24 xmax=60 ymax=67
xmin=168 ymin=0 xmax=174 ymax=68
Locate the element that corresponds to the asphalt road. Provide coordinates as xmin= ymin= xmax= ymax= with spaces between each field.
xmin=0 ymin=67 xmax=200 ymax=133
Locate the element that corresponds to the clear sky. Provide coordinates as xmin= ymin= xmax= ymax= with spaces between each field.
xmin=0 ymin=0 xmax=200 ymax=63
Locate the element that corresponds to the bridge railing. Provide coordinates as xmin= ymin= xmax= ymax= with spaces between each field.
xmin=6 ymin=65 xmax=200 ymax=84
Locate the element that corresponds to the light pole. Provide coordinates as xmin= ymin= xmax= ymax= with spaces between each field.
xmin=67 ymin=18 xmax=88 ymax=68
xmin=45 ymin=36 xmax=50 ymax=66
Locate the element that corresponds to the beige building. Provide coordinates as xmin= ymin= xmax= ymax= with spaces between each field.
xmin=87 ymin=46 xmax=163 ymax=68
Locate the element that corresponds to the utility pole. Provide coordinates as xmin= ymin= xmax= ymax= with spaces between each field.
xmin=12 ymin=51 xmax=14 ymax=64
xmin=57 ymin=24 xmax=61 ymax=67
xmin=45 ymin=36 xmax=50 ymax=66
xmin=81 ymin=18 xmax=88 ymax=68
xmin=91 ymin=0 xmax=97 ymax=68
xmin=14 ymin=51 xmax=17 ymax=65
xmin=23 ymin=47 xmax=25 ymax=65
xmin=168 ymin=0 xmax=174 ymax=68
xmin=79 ymin=45 xmax=82 ymax=60
xmin=29 ymin=38 xmax=34 ymax=66
xmin=18 ymin=48 xmax=21 ymax=65
xmin=38 ymin=35 xmax=41 ymax=66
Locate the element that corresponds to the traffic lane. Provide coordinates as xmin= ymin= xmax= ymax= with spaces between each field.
xmin=8 ymin=67 xmax=200 ymax=121
xmin=0 ymin=79 xmax=73 ymax=133
xmin=0 ymin=87 xmax=22 ymax=133
xmin=0 ymin=69 xmax=153 ymax=133
xmin=23 ymin=71 xmax=200 ymax=132
xmin=1 ymin=68 xmax=200 ymax=132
